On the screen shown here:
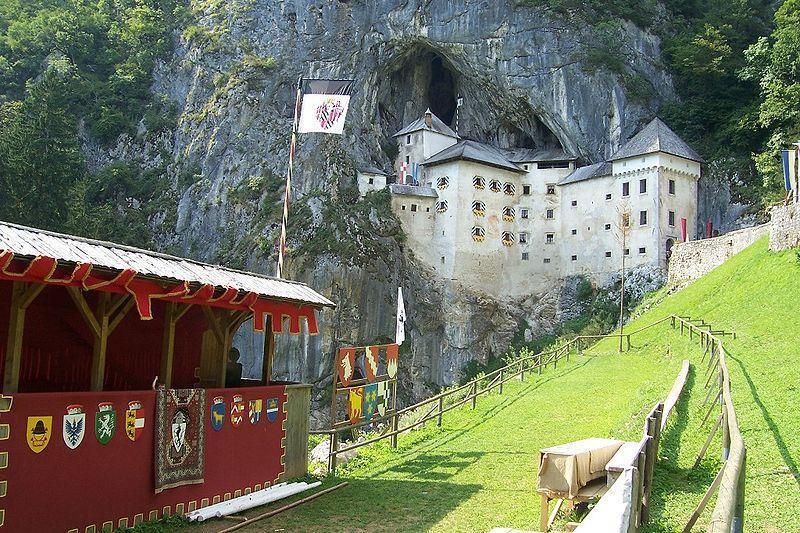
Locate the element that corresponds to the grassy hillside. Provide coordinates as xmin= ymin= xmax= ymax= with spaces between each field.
xmin=591 ymin=235 xmax=800 ymax=531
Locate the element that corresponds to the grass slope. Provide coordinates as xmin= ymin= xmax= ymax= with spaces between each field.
xmin=590 ymin=236 xmax=799 ymax=532
xmin=191 ymin=349 xmax=688 ymax=532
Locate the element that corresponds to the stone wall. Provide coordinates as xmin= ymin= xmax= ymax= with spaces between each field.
xmin=769 ymin=203 xmax=800 ymax=251
xmin=667 ymin=224 xmax=770 ymax=286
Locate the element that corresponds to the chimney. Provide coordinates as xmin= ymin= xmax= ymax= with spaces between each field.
xmin=424 ymin=108 xmax=433 ymax=128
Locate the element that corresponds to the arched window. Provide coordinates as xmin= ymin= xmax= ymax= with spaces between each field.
xmin=502 ymin=206 xmax=515 ymax=222
xmin=501 ymin=231 xmax=515 ymax=246
xmin=437 ymin=176 xmax=450 ymax=190
xmin=504 ymin=182 xmax=516 ymax=196
xmin=472 ymin=226 xmax=485 ymax=242
xmin=436 ymin=200 xmax=448 ymax=213
xmin=473 ymin=176 xmax=485 ymax=190
xmin=472 ymin=201 xmax=486 ymax=217
xmin=489 ymin=180 xmax=502 ymax=193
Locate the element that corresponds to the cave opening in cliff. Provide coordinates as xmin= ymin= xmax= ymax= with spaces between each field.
xmin=428 ymin=56 xmax=457 ymax=125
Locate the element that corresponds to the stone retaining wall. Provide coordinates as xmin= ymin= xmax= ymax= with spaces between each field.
xmin=769 ymin=203 xmax=800 ymax=251
xmin=667 ymin=224 xmax=770 ymax=286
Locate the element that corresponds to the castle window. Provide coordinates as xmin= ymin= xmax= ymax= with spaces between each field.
xmin=622 ymin=182 xmax=630 ymax=197
xmin=639 ymin=246 xmax=647 ymax=254
xmin=546 ymin=184 xmax=556 ymax=195
xmin=502 ymin=206 xmax=516 ymax=221
xmin=639 ymin=179 xmax=647 ymax=194
xmin=441 ymin=256 xmax=445 ymax=264
xmin=519 ymin=232 xmax=528 ymax=244
xmin=523 ymin=184 xmax=531 ymax=195
xmin=543 ymin=258 xmax=551 ymax=264
xmin=489 ymin=180 xmax=502 ymax=193
xmin=368 ymin=177 xmax=374 ymax=185
xmin=604 ymin=223 xmax=611 ymax=230
xmin=472 ymin=201 xmax=486 ymax=216
xmin=669 ymin=210 xmax=675 ymax=226
xmin=625 ymin=248 xmax=630 ymax=255
xmin=501 ymin=231 xmax=515 ymax=246
xmin=571 ymin=200 xmax=577 ymax=207
xmin=411 ymin=204 xmax=417 ymax=212
xmin=523 ymin=164 xmax=529 ymax=171
xmin=538 ymin=161 xmax=570 ymax=169
xmin=639 ymin=210 xmax=648 ymax=226
xmin=405 ymin=155 xmax=410 ymax=164
xmin=546 ymin=209 xmax=554 ymax=219
xmin=436 ymin=200 xmax=448 ymax=213
xmin=520 ymin=208 xmax=529 ymax=219
xmin=473 ymin=176 xmax=485 ymax=189
xmin=437 ymin=176 xmax=450 ymax=190
xmin=426 ymin=207 xmax=430 ymax=212
xmin=522 ymin=252 xmax=529 ymax=261
xmin=571 ymin=255 xmax=577 ymax=261
xmin=605 ymin=193 xmax=612 ymax=200
xmin=503 ymin=183 xmax=516 ymax=196
xmin=406 ymin=135 xmax=412 ymax=145
xmin=622 ymin=213 xmax=630 ymax=227
xmin=401 ymin=205 xmax=406 ymax=210
xmin=472 ymin=226 xmax=485 ymax=242
xmin=669 ymin=179 xmax=676 ymax=195
xmin=605 ymin=251 xmax=612 ymax=258
xmin=546 ymin=233 xmax=555 ymax=244
xmin=571 ymin=229 xmax=577 ymax=235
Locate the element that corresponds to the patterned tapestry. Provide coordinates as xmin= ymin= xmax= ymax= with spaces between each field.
xmin=154 ymin=388 xmax=206 ymax=493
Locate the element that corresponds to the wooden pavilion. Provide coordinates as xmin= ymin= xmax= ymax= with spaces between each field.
xmin=0 ymin=220 xmax=334 ymax=531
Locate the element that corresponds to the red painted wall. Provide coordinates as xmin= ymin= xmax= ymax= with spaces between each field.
xmin=1 ymin=385 xmax=286 ymax=531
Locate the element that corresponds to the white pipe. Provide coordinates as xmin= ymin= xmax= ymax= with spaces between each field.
xmin=186 ymin=481 xmax=322 ymax=521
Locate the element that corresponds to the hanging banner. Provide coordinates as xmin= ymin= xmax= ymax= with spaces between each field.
xmin=396 ymin=287 xmax=406 ymax=346
xmin=348 ymin=387 xmax=364 ymax=424
xmin=337 ymin=348 xmax=356 ymax=387
xmin=681 ymin=218 xmax=688 ymax=242
xmin=297 ymin=78 xmax=354 ymax=134
xmin=365 ymin=345 xmax=379 ymax=382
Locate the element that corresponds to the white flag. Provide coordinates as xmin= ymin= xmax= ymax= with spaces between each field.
xmin=395 ymin=287 xmax=406 ymax=346
xmin=297 ymin=79 xmax=354 ymax=135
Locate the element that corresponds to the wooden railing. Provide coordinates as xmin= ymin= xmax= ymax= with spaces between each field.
xmin=311 ymin=332 xmax=627 ymax=475
xmin=671 ymin=316 xmax=745 ymax=533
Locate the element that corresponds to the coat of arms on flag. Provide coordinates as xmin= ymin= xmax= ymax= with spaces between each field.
xmin=377 ymin=381 xmax=390 ymax=417
xmin=126 ymin=401 xmax=145 ymax=442
xmin=348 ymin=387 xmax=364 ymax=424
xmin=230 ymin=394 xmax=245 ymax=428
xmin=297 ymin=79 xmax=354 ymax=135
xmin=63 ymin=404 xmax=85 ymax=450
xmin=363 ymin=383 xmax=378 ymax=422
xmin=27 ymin=416 xmax=52 ymax=453
xmin=249 ymin=399 xmax=263 ymax=425
xmin=386 ymin=343 xmax=399 ymax=379
xmin=338 ymin=347 xmax=356 ymax=387
xmin=95 ymin=402 xmax=116 ymax=445
xmin=210 ymin=396 xmax=225 ymax=431
xmin=365 ymin=345 xmax=379 ymax=382
xmin=266 ymin=397 xmax=280 ymax=423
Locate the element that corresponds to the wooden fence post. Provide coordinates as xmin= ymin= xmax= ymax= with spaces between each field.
xmin=390 ymin=413 xmax=398 ymax=449
xmin=329 ymin=431 xmax=338 ymax=476
xmin=437 ymin=396 xmax=443 ymax=426
xmin=520 ymin=359 xmax=525 ymax=382
xmin=471 ymin=382 xmax=477 ymax=409
xmin=499 ymin=369 xmax=504 ymax=394
xmin=538 ymin=354 xmax=543 ymax=375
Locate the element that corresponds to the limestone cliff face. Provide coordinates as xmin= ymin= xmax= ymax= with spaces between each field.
xmin=96 ymin=0 xmax=678 ymax=424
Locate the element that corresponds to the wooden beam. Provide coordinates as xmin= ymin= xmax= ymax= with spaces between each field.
xmin=89 ymin=293 xmax=110 ymax=391
xmin=201 ymin=305 xmax=225 ymax=345
xmin=108 ymin=297 xmax=135 ymax=334
xmin=66 ymin=286 xmax=100 ymax=338
xmin=160 ymin=302 xmax=177 ymax=388
xmin=106 ymin=294 xmax=130 ymax=319
xmin=2 ymin=282 xmax=43 ymax=393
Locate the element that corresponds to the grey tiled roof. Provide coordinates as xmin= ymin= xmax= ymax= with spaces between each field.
xmin=359 ymin=166 xmax=388 ymax=176
xmin=503 ymin=148 xmax=577 ymax=163
xmin=610 ymin=118 xmax=703 ymax=163
xmin=558 ymin=161 xmax=612 ymax=186
xmin=423 ymin=140 xmax=524 ymax=173
xmin=388 ymin=184 xmax=438 ymax=198
xmin=393 ymin=109 xmax=459 ymax=139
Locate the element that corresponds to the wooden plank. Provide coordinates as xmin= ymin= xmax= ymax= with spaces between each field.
xmin=540 ymin=494 xmax=549 ymax=532
xmin=90 ymin=293 xmax=110 ymax=391
xmin=662 ymin=360 xmax=690 ymax=430
xmin=694 ymin=414 xmax=722 ymax=468
xmin=683 ymin=466 xmax=725 ymax=533
xmin=280 ymin=385 xmax=312 ymax=480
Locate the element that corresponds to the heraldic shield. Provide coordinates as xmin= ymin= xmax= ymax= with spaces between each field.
xmin=95 ymin=402 xmax=116 ymax=445
xmin=27 ymin=416 xmax=52 ymax=453
xmin=63 ymin=404 xmax=85 ymax=450
xmin=249 ymin=399 xmax=262 ymax=425
xmin=377 ymin=381 xmax=390 ymax=417
xmin=210 ymin=396 xmax=225 ymax=431
xmin=348 ymin=387 xmax=363 ymax=424
xmin=338 ymin=347 xmax=356 ymax=387
xmin=365 ymin=346 xmax=379 ymax=382
xmin=126 ymin=401 xmax=145 ymax=442
xmin=266 ymin=398 xmax=280 ymax=423
xmin=386 ymin=343 xmax=399 ymax=378
xmin=363 ymin=383 xmax=378 ymax=421
xmin=230 ymin=394 xmax=245 ymax=428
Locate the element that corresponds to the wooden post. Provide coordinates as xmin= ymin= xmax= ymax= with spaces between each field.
xmin=540 ymin=494 xmax=549 ymax=532
xmin=159 ymin=302 xmax=188 ymax=388
xmin=262 ymin=315 xmax=274 ymax=385
xmin=471 ymin=382 xmax=477 ymax=409
xmin=390 ymin=412 xmax=398 ymax=448
xmin=3 ymin=282 xmax=44 ymax=393
xmin=499 ymin=369 xmax=504 ymax=394
xmin=520 ymin=359 xmax=525 ymax=382
xmin=437 ymin=396 xmax=443 ymax=426
xmin=641 ymin=421 xmax=657 ymax=524
xmin=538 ymin=354 xmax=543 ymax=375
xmin=329 ymin=431 xmax=338 ymax=476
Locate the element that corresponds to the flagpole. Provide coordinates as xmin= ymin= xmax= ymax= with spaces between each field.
xmin=276 ymin=76 xmax=303 ymax=278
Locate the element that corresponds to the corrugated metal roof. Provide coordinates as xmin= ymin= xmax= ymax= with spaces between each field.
xmin=423 ymin=140 xmax=524 ymax=173
xmin=558 ymin=161 xmax=612 ymax=186
xmin=388 ymin=184 xmax=438 ymax=198
xmin=610 ymin=118 xmax=703 ymax=163
xmin=393 ymin=109 xmax=459 ymax=139
xmin=0 ymin=220 xmax=335 ymax=308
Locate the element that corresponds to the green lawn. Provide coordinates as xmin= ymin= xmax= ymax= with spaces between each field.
xmin=184 ymin=236 xmax=797 ymax=533
xmin=191 ymin=346 xmax=689 ymax=532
